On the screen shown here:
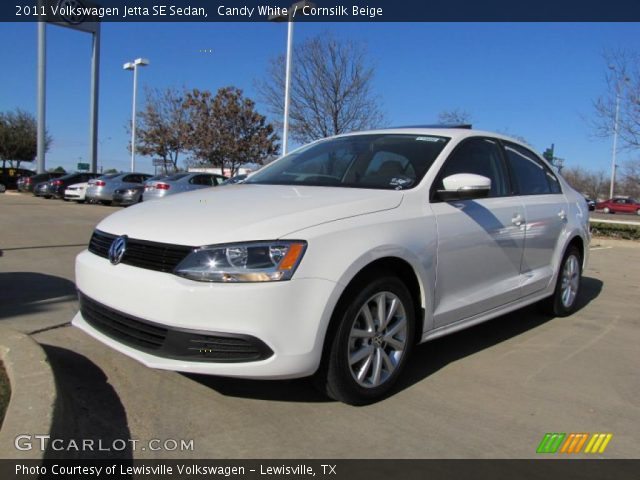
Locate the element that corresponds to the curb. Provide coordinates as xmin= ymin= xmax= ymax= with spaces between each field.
xmin=0 ymin=326 xmax=57 ymax=459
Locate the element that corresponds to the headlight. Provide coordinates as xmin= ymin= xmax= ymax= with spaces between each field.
xmin=174 ymin=241 xmax=307 ymax=283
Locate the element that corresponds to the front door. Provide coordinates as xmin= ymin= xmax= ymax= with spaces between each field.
xmin=430 ymin=137 xmax=525 ymax=328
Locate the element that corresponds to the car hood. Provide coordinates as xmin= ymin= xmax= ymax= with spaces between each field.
xmin=96 ymin=184 xmax=404 ymax=246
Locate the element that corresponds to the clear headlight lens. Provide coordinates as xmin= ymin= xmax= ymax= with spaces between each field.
xmin=174 ymin=241 xmax=307 ymax=283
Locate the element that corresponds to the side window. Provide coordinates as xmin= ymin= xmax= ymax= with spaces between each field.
xmin=435 ymin=137 xmax=508 ymax=198
xmin=504 ymin=143 xmax=551 ymax=195
xmin=504 ymin=143 xmax=552 ymax=195
xmin=545 ymin=169 xmax=562 ymax=194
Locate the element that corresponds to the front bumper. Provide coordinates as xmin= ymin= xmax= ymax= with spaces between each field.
xmin=73 ymin=249 xmax=338 ymax=378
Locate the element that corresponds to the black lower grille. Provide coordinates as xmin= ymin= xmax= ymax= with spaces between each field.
xmin=88 ymin=230 xmax=194 ymax=273
xmin=79 ymin=293 xmax=273 ymax=362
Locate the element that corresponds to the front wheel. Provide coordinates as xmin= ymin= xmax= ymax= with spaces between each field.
xmin=603 ymin=207 xmax=611 ymax=214
xmin=315 ymin=274 xmax=415 ymax=405
xmin=541 ymin=246 xmax=582 ymax=317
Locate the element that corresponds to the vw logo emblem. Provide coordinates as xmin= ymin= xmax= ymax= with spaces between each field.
xmin=57 ymin=0 xmax=87 ymax=25
xmin=108 ymin=235 xmax=127 ymax=265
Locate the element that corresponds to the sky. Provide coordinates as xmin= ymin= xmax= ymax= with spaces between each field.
xmin=0 ymin=21 xmax=638 ymax=174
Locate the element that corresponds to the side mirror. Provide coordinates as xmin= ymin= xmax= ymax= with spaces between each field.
xmin=437 ymin=173 xmax=491 ymax=201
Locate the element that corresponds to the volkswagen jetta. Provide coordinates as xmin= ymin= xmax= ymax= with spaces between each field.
xmin=73 ymin=128 xmax=590 ymax=404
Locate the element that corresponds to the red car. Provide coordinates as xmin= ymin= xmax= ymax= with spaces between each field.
xmin=596 ymin=197 xmax=640 ymax=215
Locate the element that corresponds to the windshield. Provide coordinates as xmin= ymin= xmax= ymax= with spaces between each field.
xmin=247 ymin=134 xmax=449 ymax=190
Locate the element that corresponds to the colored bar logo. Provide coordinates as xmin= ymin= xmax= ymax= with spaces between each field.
xmin=537 ymin=433 xmax=612 ymax=454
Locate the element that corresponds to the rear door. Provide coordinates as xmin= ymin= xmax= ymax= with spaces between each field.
xmin=502 ymin=142 xmax=568 ymax=296
xmin=431 ymin=137 xmax=526 ymax=327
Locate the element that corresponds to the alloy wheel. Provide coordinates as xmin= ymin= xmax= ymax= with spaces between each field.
xmin=560 ymin=254 xmax=580 ymax=308
xmin=347 ymin=291 xmax=408 ymax=388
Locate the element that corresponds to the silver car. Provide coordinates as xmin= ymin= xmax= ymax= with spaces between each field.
xmin=143 ymin=172 xmax=226 ymax=201
xmin=86 ymin=172 xmax=152 ymax=205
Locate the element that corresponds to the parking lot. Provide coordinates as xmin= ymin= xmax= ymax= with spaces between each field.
xmin=1 ymin=192 xmax=639 ymax=459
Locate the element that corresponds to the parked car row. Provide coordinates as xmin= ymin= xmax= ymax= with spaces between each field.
xmin=15 ymin=170 xmax=232 ymax=206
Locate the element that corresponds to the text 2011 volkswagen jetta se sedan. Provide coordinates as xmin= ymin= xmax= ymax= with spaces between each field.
xmin=73 ymin=128 xmax=589 ymax=404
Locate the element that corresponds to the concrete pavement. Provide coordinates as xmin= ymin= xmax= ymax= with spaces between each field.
xmin=1 ymin=193 xmax=639 ymax=459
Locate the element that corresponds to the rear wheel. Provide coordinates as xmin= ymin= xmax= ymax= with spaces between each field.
xmin=603 ymin=207 xmax=611 ymax=214
xmin=315 ymin=274 xmax=415 ymax=405
xmin=636 ymin=209 xmax=640 ymax=216
xmin=541 ymin=245 xmax=582 ymax=317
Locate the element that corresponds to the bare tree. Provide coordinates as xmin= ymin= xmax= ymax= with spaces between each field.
xmin=437 ymin=108 xmax=473 ymax=126
xmin=131 ymin=87 xmax=191 ymax=173
xmin=592 ymin=49 xmax=640 ymax=150
xmin=619 ymin=159 xmax=640 ymax=197
xmin=561 ymin=166 xmax=608 ymax=200
xmin=257 ymin=33 xmax=385 ymax=145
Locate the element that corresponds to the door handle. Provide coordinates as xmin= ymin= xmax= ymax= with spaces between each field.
xmin=511 ymin=213 xmax=524 ymax=226
xmin=558 ymin=210 xmax=567 ymax=221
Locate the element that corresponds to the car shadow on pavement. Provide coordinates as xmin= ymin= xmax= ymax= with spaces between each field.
xmin=396 ymin=276 xmax=604 ymax=395
xmin=39 ymin=344 xmax=134 ymax=461
xmin=187 ymin=276 xmax=602 ymax=404
xmin=184 ymin=375 xmax=331 ymax=403
xmin=0 ymin=272 xmax=76 ymax=320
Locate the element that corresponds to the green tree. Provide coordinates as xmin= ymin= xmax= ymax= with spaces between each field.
xmin=0 ymin=109 xmax=52 ymax=169
xmin=185 ymin=87 xmax=278 ymax=176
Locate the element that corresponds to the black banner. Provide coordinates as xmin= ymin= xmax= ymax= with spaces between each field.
xmin=1 ymin=459 xmax=639 ymax=480
xmin=4 ymin=0 xmax=640 ymax=22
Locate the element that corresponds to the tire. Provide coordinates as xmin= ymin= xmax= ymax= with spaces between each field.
xmin=315 ymin=274 xmax=415 ymax=405
xmin=603 ymin=207 xmax=610 ymax=214
xmin=540 ymin=246 xmax=582 ymax=317
xmin=636 ymin=209 xmax=640 ymax=216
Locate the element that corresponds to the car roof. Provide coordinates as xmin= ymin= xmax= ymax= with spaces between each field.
xmin=335 ymin=127 xmax=530 ymax=147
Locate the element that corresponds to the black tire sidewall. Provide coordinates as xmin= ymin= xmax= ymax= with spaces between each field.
xmin=552 ymin=246 xmax=582 ymax=316
xmin=325 ymin=275 xmax=415 ymax=405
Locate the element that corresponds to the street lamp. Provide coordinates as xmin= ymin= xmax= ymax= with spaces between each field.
xmin=123 ymin=57 xmax=150 ymax=172
xmin=269 ymin=1 xmax=314 ymax=155
xmin=608 ymin=65 xmax=629 ymax=199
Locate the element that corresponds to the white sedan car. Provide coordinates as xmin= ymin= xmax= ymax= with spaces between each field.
xmin=73 ymin=128 xmax=590 ymax=404
xmin=64 ymin=182 xmax=89 ymax=203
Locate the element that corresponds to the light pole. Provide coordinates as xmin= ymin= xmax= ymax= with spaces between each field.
xmin=269 ymin=1 xmax=314 ymax=155
xmin=608 ymin=65 xmax=629 ymax=199
xmin=124 ymin=58 xmax=149 ymax=172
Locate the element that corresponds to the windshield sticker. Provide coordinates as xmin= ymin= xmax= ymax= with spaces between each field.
xmin=416 ymin=136 xmax=443 ymax=142
xmin=389 ymin=177 xmax=413 ymax=188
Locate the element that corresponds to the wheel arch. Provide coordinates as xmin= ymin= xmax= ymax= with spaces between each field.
xmin=319 ymin=256 xmax=428 ymax=368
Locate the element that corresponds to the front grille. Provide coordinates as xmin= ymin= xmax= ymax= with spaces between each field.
xmin=80 ymin=292 xmax=167 ymax=350
xmin=79 ymin=293 xmax=273 ymax=362
xmin=88 ymin=230 xmax=193 ymax=273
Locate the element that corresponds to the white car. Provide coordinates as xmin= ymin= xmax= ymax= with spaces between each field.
xmin=73 ymin=128 xmax=590 ymax=404
xmin=64 ymin=182 xmax=89 ymax=203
